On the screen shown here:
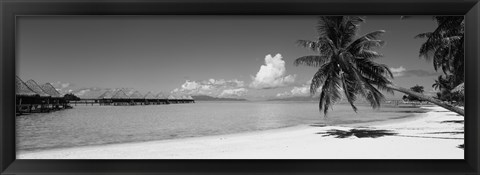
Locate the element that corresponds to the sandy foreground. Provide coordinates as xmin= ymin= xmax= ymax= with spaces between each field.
xmin=18 ymin=106 xmax=464 ymax=159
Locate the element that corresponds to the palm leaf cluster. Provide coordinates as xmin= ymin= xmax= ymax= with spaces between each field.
xmin=295 ymin=16 xmax=393 ymax=115
xmin=432 ymin=75 xmax=455 ymax=91
xmin=416 ymin=16 xmax=464 ymax=86
xmin=432 ymin=75 xmax=464 ymax=104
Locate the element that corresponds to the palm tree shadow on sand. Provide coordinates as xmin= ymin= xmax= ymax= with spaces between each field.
xmin=316 ymin=129 xmax=397 ymax=138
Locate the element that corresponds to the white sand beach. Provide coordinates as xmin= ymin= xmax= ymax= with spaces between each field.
xmin=18 ymin=106 xmax=464 ymax=159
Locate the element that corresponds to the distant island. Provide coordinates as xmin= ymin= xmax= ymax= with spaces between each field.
xmin=192 ymin=95 xmax=248 ymax=101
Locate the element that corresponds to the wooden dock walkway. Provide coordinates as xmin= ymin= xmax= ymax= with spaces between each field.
xmin=72 ymin=99 xmax=195 ymax=106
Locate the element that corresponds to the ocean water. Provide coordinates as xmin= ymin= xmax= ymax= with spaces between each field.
xmin=16 ymin=101 xmax=426 ymax=152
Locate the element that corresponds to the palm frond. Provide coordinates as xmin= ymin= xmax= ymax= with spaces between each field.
xmin=316 ymin=16 xmax=343 ymax=39
xmin=346 ymin=30 xmax=386 ymax=53
xmin=362 ymin=80 xmax=385 ymax=108
xmin=348 ymin=66 xmax=385 ymax=109
xmin=357 ymin=50 xmax=383 ymax=60
xmin=341 ymin=73 xmax=358 ymax=112
xmin=294 ymin=55 xmax=329 ymax=67
xmin=296 ymin=40 xmax=320 ymax=51
xmin=340 ymin=16 xmax=365 ymax=47
xmin=354 ymin=57 xmax=394 ymax=79
xmin=310 ymin=62 xmax=333 ymax=95
xmin=296 ymin=38 xmax=334 ymax=53
xmin=414 ymin=32 xmax=432 ymax=39
xmin=318 ymin=71 xmax=342 ymax=116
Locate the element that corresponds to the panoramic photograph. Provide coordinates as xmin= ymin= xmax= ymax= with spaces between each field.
xmin=15 ymin=15 xmax=464 ymax=159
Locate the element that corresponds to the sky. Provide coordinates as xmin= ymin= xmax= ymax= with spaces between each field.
xmin=17 ymin=16 xmax=444 ymax=100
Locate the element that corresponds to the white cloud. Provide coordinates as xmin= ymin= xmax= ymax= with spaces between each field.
xmin=172 ymin=79 xmax=246 ymax=97
xmin=389 ymin=66 xmax=441 ymax=78
xmin=276 ymin=91 xmax=291 ymax=97
xmin=390 ymin=66 xmax=406 ymax=77
xmin=74 ymin=89 xmax=90 ymax=96
xmin=219 ymin=88 xmax=248 ymax=97
xmin=290 ymin=86 xmax=310 ymax=96
xmin=249 ymin=54 xmax=296 ymax=89
xmin=71 ymin=87 xmax=107 ymax=99
xmin=180 ymin=81 xmax=200 ymax=90
xmin=275 ymin=80 xmax=321 ymax=98
xmin=51 ymin=81 xmax=77 ymax=95
xmin=180 ymin=80 xmax=213 ymax=91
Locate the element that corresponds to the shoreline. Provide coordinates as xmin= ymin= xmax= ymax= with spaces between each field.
xmin=18 ymin=105 xmax=464 ymax=159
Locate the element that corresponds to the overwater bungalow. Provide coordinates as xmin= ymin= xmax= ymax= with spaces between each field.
xmin=128 ymin=91 xmax=144 ymax=105
xmin=40 ymin=83 xmax=69 ymax=110
xmin=97 ymin=90 xmax=116 ymax=105
xmin=175 ymin=95 xmax=195 ymax=104
xmin=180 ymin=95 xmax=188 ymax=103
xmin=155 ymin=92 xmax=169 ymax=104
xmin=166 ymin=94 xmax=194 ymax=104
xmin=16 ymin=76 xmax=40 ymax=114
xmin=143 ymin=92 xmax=156 ymax=105
xmin=54 ymin=87 xmax=192 ymax=106
xmin=182 ymin=95 xmax=195 ymax=103
xmin=111 ymin=90 xmax=130 ymax=105
xmin=25 ymin=79 xmax=52 ymax=112
xmin=95 ymin=90 xmax=171 ymax=106
xmin=15 ymin=77 xmax=72 ymax=114
xmin=167 ymin=94 xmax=178 ymax=104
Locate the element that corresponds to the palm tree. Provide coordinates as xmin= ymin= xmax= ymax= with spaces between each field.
xmin=416 ymin=16 xmax=464 ymax=86
xmin=295 ymin=16 xmax=464 ymax=116
xmin=432 ymin=75 xmax=455 ymax=91
xmin=432 ymin=76 xmax=443 ymax=90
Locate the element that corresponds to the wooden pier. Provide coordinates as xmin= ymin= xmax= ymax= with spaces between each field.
xmin=72 ymin=99 xmax=196 ymax=106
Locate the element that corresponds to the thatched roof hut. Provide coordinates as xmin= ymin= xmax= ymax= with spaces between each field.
xmin=25 ymin=79 xmax=51 ymax=97
xmin=451 ymin=82 xmax=464 ymax=95
xmin=16 ymin=76 xmax=38 ymax=96
xmin=121 ymin=88 xmax=137 ymax=97
xmin=40 ymin=83 xmax=62 ymax=98
xmin=144 ymin=92 xmax=156 ymax=99
xmin=111 ymin=90 xmax=129 ymax=99
xmin=98 ymin=90 xmax=116 ymax=99
xmin=129 ymin=91 xmax=144 ymax=99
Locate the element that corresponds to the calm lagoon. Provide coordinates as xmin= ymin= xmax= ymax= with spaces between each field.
xmin=16 ymin=101 xmax=425 ymax=152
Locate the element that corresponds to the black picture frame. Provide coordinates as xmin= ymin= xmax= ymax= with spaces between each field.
xmin=1 ymin=0 xmax=479 ymax=174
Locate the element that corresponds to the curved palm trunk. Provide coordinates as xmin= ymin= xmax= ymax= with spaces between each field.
xmin=387 ymin=84 xmax=464 ymax=116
